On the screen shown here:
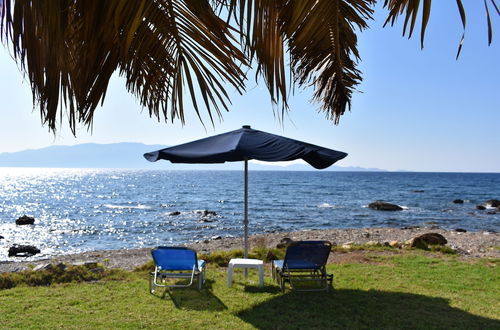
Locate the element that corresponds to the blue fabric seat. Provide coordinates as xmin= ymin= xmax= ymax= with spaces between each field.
xmin=150 ymin=246 xmax=206 ymax=292
xmin=272 ymin=241 xmax=333 ymax=292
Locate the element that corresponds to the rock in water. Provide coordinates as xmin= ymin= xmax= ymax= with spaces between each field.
xmin=168 ymin=211 xmax=181 ymax=216
xmin=15 ymin=215 xmax=35 ymax=225
xmin=202 ymin=210 xmax=217 ymax=216
xmin=476 ymin=205 xmax=486 ymax=210
xmin=485 ymin=199 xmax=500 ymax=208
xmin=8 ymin=245 xmax=41 ymax=257
xmin=453 ymin=199 xmax=464 ymax=204
xmin=368 ymin=201 xmax=403 ymax=211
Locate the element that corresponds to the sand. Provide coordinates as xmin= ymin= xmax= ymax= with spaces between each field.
xmin=0 ymin=227 xmax=498 ymax=272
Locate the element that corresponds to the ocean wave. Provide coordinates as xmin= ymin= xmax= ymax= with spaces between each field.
xmin=317 ymin=203 xmax=338 ymax=208
xmin=103 ymin=204 xmax=150 ymax=210
xmin=160 ymin=203 xmax=175 ymax=208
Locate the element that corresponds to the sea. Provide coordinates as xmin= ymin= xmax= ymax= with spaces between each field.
xmin=1 ymin=168 xmax=499 ymax=261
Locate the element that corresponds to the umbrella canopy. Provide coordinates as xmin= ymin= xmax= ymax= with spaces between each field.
xmin=144 ymin=126 xmax=347 ymax=256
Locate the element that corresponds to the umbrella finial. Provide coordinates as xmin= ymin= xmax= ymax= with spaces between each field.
xmin=242 ymin=125 xmax=251 ymax=129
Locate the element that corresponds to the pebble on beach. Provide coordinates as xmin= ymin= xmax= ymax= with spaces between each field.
xmin=1 ymin=227 xmax=498 ymax=273
xmin=409 ymin=233 xmax=447 ymax=249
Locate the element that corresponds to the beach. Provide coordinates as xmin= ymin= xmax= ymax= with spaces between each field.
xmin=1 ymin=226 xmax=498 ymax=273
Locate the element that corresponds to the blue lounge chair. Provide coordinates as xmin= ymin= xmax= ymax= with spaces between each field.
xmin=150 ymin=246 xmax=206 ymax=292
xmin=272 ymin=241 xmax=333 ymax=292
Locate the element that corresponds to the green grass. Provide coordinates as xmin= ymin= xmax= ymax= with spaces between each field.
xmin=0 ymin=252 xmax=498 ymax=329
xmin=332 ymin=243 xmax=396 ymax=252
xmin=0 ymin=263 xmax=125 ymax=290
xmin=332 ymin=243 xmax=458 ymax=254
xmin=198 ymin=247 xmax=286 ymax=266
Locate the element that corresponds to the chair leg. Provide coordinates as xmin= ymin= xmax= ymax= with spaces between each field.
xmin=275 ymin=269 xmax=286 ymax=292
xmin=149 ymin=273 xmax=155 ymax=294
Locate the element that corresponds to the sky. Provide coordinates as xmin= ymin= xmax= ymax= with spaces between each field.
xmin=0 ymin=1 xmax=499 ymax=172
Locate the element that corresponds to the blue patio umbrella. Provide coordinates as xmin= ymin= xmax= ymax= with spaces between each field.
xmin=144 ymin=125 xmax=347 ymax=258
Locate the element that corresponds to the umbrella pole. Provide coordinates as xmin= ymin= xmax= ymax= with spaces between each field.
xmin=244 ymin=158 xmax=249 ymax=278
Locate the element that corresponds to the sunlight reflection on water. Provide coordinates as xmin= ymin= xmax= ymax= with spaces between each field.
xmin=0 ymin=168 xmax=499 ymax=261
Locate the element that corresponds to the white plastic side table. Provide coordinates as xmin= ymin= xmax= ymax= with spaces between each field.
xmin=227 ymin=258 xmax=264 ymax=288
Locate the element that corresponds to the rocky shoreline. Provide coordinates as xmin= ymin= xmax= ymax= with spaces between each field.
xmin=0 ymin=227 xmax=498 ymax=273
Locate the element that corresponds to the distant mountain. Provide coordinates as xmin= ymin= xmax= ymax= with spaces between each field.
xmin=269 ymin=163 xmax=385 ymax=172
xmin=0 ymin=143 xmax=385 ymax=171
xmin=0 ymin=143 xmax=165 ymax=169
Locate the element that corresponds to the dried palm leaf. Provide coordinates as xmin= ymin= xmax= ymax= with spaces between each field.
xmin=1 ymin=0 xmax=499 ymax=134
xmin=228 ymin=0 xmax=374 ymax=123
xmin=280 ymin=0 xmax=374 ymax=122
xmin=383 ymin=0 xmax=499 ymax=56
xmin=1 ymin=0 xmax=246 ymax=133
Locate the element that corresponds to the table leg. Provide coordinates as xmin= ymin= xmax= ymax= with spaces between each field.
xmin=258 ymin=266 xmax=264 ymax=288
xmin=227 ymin=264 xmax=234 ymax=287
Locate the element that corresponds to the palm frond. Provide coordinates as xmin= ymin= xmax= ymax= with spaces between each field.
xmin=226 ymin=0 xmax=288 ymax=119
xmin=485 ymin=0 xmax=493 ymax=45
xmin=455 ymin=0 xmax=466 ymax=59
xmin=229 ymin=0 xmax=374 ymax=123
xmin=1 ymin=0 xmax=499 ymax=133
xmin=383 ymin=0 xmax=499 ymax=56
xmin=383 ymin=0 xmax=432 ymax=49
xmin=280 ymin=0 xmax=374 ymax=123
xmin=1 ymin=0 xmax=247 ymax=133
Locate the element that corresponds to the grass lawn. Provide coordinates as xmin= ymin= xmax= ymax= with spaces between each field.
xmin=0 ymin=252 xmax=498 ymax=329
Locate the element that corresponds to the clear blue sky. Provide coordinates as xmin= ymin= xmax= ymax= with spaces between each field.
xmin=0 ymin=1 xmax=498 ymax=172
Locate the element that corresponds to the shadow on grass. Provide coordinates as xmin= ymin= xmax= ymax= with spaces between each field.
xmin=237 ymin=289 xmax=500 ymax=329
xmin=152 ymin=279 xmax=227 ymax=311
xmin=244 ymin=285 xmax=281 ymax=294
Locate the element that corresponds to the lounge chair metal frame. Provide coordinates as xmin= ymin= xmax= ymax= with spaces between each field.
xmin=272 ymin=240 xmax=333 ymax=292
xmin=149 ymin=246 xmax=206 ymax=292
